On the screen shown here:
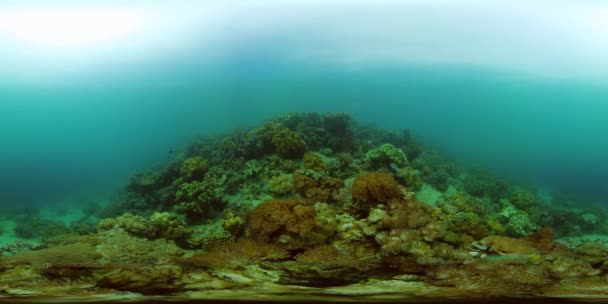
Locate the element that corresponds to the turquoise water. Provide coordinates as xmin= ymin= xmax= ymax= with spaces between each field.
xmin=2 ymin=2 xmax=608 ymax=302
xmin=2 ymin=65 xmax=607 ymax=207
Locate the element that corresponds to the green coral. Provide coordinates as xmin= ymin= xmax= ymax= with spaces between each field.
xmin=364 ymin=143 xmax=408 ymax=169
xmin=97 ymin=213 xmax=155 ymax=238
xmin=174 ymin=177 xmax=225 ymax=220
xmin=98 ymin=212 xmax=191 ymax=242
xmin=268 ymin=174 xmax=294 ymax=196
xmin=509 ymin=187 xmax=536 ymax=209
xmin=507 ymin=212 xmax=537 ymax=237
xmin=499 ymin=201 xmax=537 ymax=236
xmin=394 ymin=166 xmax=423 ymax=190
xmin=150 ymin=212 xmax=191 ymax=241
xmin=180 ymin=156 xmax=209 ymax=181
xmin=303 ymin=152 xmax=325 ymax=171
xmin=244 ymin=160 xmax=262 ymax=177
xmin=221 ymin=211 xmax=246 ymax=236
xmin=272 ymin=129 xmax=307 ymax=159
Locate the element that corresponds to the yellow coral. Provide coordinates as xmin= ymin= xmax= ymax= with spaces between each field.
xmin=222 ymin=211 xmax=246 ymax=236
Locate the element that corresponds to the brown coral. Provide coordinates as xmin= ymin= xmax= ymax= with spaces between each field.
xmin=177 ymin=239 xmax=289 ymax=269
xmin=352 ymin=172 xmax=402 ymax=204
xmin=350 ymin=172 xmax=402 ymax=216
xmin=480 ymin=235 xmax=538 ymax=255
xmin=384 ymin=199 xmax=436 ymax=229
xmin=246 ymin=200 xmax=300 ymax=242
xmin=293 ymin=172 xmax=343 ymax=203
xmin=527 ymin=226 xmax=556 ymax=253
xmin=245 ymin=200 xmax=335 ymax=249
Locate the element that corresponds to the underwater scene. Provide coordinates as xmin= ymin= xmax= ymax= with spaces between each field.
xmin=1 ymin=1 xmax=608 ymax=303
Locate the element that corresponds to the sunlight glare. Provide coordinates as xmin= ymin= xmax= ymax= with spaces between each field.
xmin=0 ymin=6 xmax=151 ymax=49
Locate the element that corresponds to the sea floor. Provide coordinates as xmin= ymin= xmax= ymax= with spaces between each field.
xmin=1 ymin=279 xmax=608 ymax=303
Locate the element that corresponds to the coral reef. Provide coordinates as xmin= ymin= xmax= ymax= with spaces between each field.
xmin=2 ymin=112 xmax=608 ymax=302
xmin=245 ymin=200 xmax=336 ymax=249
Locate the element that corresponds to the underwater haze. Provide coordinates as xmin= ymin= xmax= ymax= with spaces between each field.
xmin=2 ymin=0 xmax=608 ymax=207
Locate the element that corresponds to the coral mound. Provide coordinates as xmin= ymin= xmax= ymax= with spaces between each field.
xmin=3 ymin=112 xmax=608 ymax=302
